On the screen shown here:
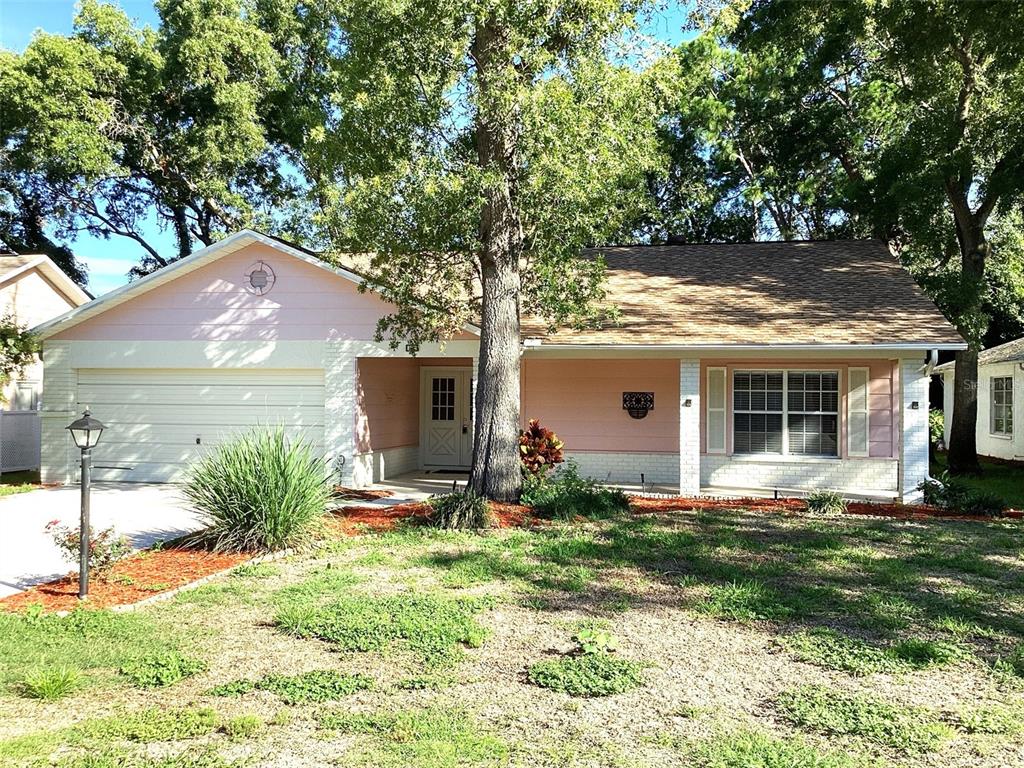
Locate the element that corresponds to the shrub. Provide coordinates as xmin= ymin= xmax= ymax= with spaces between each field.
xmin=805 ymin=490 xmax=847 ymax=515
xmin=928 ymin=408 xmax=945 ymax=446
xmin=427 ymin=490 xmax=492 ymax=530
xmin=19 ymin=665 xmax=82 ymax=699
xmin=521 ymin=461 xmax=629 ymax=520
xmin=44 ymin=521 xmax=130 ymax=580
xmin=528 ymin=653 xmax=645 ymax=697
xmin=918 ymin=471 xmax=1006 ymax=516
xmin=182 ymin=426 xmax=330 ymax=552
xmin=519 ymin=419 xmax=564 ymax=477
xmin=120 ymin=651 xmax=207 ymax=688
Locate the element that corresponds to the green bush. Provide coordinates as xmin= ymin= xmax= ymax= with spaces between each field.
xmin=918 ymin=471 xmax=1006 ymax=516
xmin=120 ymin=651 xmax=206 ymax=688
xmin=183 ymin=426 xmax=330 ymax=552
xmin=521 ymin=461 xmax=629 ymax=520
xmin=928 ymin=408 xmax=944 ymax=446
xmin=528 ymin=653 xmax=645 ymax=697
xmin=18 ymin=665 xmax=82 ymax=699
xmin=805 ymin=490 xmax=847 ymax=515
xmin=427 ymin=490 xmax=492 ymax=530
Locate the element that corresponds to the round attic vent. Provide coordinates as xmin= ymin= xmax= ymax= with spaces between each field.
xmin=244 ymin=261 xmax=276 ymax=295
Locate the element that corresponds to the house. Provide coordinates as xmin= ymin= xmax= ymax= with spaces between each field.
xmin=0 ymin=254 xmax=90 ymax=410
xmin=935 ymin=338 xmax=1022 ymax=463
xmin=0 ymin=254 xmax=90 ymax=472
xmin=32 ymin=230 xmax=965 ymax=501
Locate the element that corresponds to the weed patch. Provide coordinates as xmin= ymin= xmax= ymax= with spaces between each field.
xmin=120 ymin=652 xmax=207 ymax=688
xmin=781 ymin=628 xmax=966 ymax=675
xmin=688 ymin=729 xmax=867 ymax=768
xmin=528 ymin=653 xmax=645 ymax=697
xmin=317 ymin=706 xmax=508 ymax=768
xmin=275 ymin=593 xmax=489 ymax=666
xmin=209 ymin=670 xmax=373 ymax=704
xmin=17 ymin=665 xmax=82 ymax=699
xmin=777 ymin=685 xmax=955 ymax=753
xmin=695 ymin=580 xmax=793 ymax=622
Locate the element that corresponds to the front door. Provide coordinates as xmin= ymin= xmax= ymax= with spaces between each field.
xmin=421 ymin=367 xmax=473 ymax=469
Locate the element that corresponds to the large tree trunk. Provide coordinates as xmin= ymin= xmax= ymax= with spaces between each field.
xmin=947 ymin=222 xmax=987 ymax=475
xmin=467 ymin=18 xmax=524 ymax=502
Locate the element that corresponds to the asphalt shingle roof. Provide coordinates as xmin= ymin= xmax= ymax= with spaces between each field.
xmin=522 ymin=239 xmax=965 ymax=347
xmin=934 ymin=336 xmax=1024 ymax=372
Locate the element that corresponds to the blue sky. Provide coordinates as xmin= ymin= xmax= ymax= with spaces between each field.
xmin=0 ymin=1 xmax=692 ymax=295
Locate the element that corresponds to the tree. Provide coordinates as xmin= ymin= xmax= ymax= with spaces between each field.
xmin=0 ymin=0 xmax=292 ymax=276
xmin=273 ymin=0 xmax=668 ymax=500
xmin=720 ymin=0 xmax=1024 ymax=474
xmin=0 ymin=316 xmax=37 ymax=397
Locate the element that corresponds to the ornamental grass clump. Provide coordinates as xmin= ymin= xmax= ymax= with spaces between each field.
xmin=427 ymin=490 xmax=492 ymax=530
xmin=183 ymin=426 xmax=329 ymax=552
xmin=805 ymin=490 xmax=847 ymax=515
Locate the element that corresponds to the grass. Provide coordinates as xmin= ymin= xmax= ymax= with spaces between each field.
xmin=528 ymin=653 xmax=645 ymax=697
xmin=317 ymin=707 xmax=508 ymax=768
xmin=0 ymin=607 xmax=184 ymax=689
xmin=932 ymin=453 xmax=1024 ymax=509
xmin=209 ymin=669 xmax=373 ymax=704
xmin=777 ymin=685 xmax=956 ymax=753
xmin=0 ymin=470 xmax=40 ymax=497
xmin=17 ymin=665 xmax=83 ymax=699
xmin=688 ymin=729 xmax=870 ymax=768
xmin=275 ymin=592 xmax=490 ymax=667
xmin=781 ymin=628 xmax=967 ymax=675
xmin=2 ymin=502 xmax=1022 ymax=768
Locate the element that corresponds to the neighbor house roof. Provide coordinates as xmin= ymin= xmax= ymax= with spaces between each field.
xmin=521 ymin=240 xmax=965 ymax=349
xmin=0 ymin=254 xmax=91 ymax=306
xmin=934 ymin=336 xmax=1024 ymax=373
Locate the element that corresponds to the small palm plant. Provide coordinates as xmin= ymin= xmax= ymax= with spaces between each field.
xmin=183 ymin=426 xmax=329 ymax=552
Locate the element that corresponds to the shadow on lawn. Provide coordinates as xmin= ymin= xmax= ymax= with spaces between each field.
xmin=418 ymin=509 xmax=1024 ymax=658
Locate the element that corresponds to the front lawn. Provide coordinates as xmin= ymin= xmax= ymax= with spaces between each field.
xmin=0 ymin=471 xmax=41 ymax=497
xmin=1 ymin=505 xmax=1022 ymax=768
xmin=932 ymin=453 xmax=1024 ymax=510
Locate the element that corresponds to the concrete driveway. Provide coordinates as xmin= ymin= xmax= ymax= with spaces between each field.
xmin=0 ymin=484 xmax=204 ymax=598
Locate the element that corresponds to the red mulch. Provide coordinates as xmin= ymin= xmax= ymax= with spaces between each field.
xmin=327 ymin=500 xmax=536 ymax=535
xmin=628 ymin=495 xmax=1023 ymax=521
xmin=0 ymin=548 xmax=252 ymax=614
xmin=332 ymin=486 xmax=396 ymax=501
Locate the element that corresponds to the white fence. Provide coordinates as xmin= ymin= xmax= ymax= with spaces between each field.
xmin=0 ymin=410 xmax=41 ymax=473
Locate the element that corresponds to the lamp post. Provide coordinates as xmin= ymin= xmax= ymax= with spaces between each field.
xmin=66 ymin=409 xmax=105 ymax=599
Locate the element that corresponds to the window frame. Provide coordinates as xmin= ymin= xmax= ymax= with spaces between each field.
xmin=731 ymin=368 xmax=841 ymax=458
xmin=990 ymin=375 xmax=1014 ymax=437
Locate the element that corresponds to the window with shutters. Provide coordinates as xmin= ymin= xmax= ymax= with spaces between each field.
xmin=732 ymin=370 xmax=839 ymax=457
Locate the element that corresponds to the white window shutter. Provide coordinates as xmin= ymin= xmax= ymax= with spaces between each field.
xmin=707 ymin=367 xmax=727 ymax=454
xmin=847 ymin=367 xmax=870 ymax=457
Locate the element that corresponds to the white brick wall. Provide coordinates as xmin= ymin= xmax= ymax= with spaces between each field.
xmin=564 ymin=450 xmax=680 ymax=485
xmin=900 ymin=358 xmax=930 ymax=503
xmin=351 ymin=444 xmax=420 ymax=487
xmin=679 ymin=359 xmax=700 ymax=495
xmin=39 ymin=340 xmax=77 ymax=484
xmin=323 ymin=341 xmax=357 ymax=486
xmin=701 ymin=454 xmax=899 ymax=496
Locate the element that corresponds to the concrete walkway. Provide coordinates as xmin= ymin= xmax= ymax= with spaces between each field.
xmin=0 ymin=484 xmax=203 ymax=598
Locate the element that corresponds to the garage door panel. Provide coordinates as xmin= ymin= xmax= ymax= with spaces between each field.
xmin=77 ymin=369 xmax=325 ymax=483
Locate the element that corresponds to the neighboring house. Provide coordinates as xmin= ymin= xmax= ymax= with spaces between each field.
xmin=0 ymin=254 xmax=90 ymax=472
xmin=935 ymin=338 xmax=1023 ymax=463
xmin=32 ymin=230 xmax=964 ymax=501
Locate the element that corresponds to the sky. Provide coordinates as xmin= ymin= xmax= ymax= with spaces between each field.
xmin=0 ymin=0 xmax=693 ymax=296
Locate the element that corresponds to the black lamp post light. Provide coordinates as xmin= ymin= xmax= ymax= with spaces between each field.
xmin=66 ymin=408 xmax=105 ymax=599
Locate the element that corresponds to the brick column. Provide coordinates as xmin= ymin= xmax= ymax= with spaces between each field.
xmin=679 ymin=359 xmax=701 ymax=496
xmin=323 ymin=341 xmax=357 ymax=487
xmin=900 ymin=357 xmax=930 ymax=503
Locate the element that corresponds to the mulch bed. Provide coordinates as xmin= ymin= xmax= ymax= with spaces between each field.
xmin=0 ymin=547 xmax=252 ymax=614
xmin=326 ymin=500 xmax=535 ymax=535
xmin=628 ymin=495 xmax=1023 ymax=521
xmin=332 ymin=486 xmax=396 ymax=501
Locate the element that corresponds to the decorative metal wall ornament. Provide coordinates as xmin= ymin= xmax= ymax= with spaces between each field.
xmin=244 ymin=261 xmax=276 ymax=295
xmin=623 ymin=391 xmax=654 ymax=419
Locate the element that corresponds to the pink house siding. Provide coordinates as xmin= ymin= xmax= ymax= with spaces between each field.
xmin=520 ymin=358 xmax=679 ymax=453
xmin=51 ymin=243 xmax=403 ymax=343
xmin=699 ymin=359 xmax=898 ymax=459
xmin=355 ymin=357 xmax=472 ymax=453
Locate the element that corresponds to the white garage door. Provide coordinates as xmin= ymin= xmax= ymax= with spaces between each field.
xmin=77 ymin=369 xmax=325 ymax=482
